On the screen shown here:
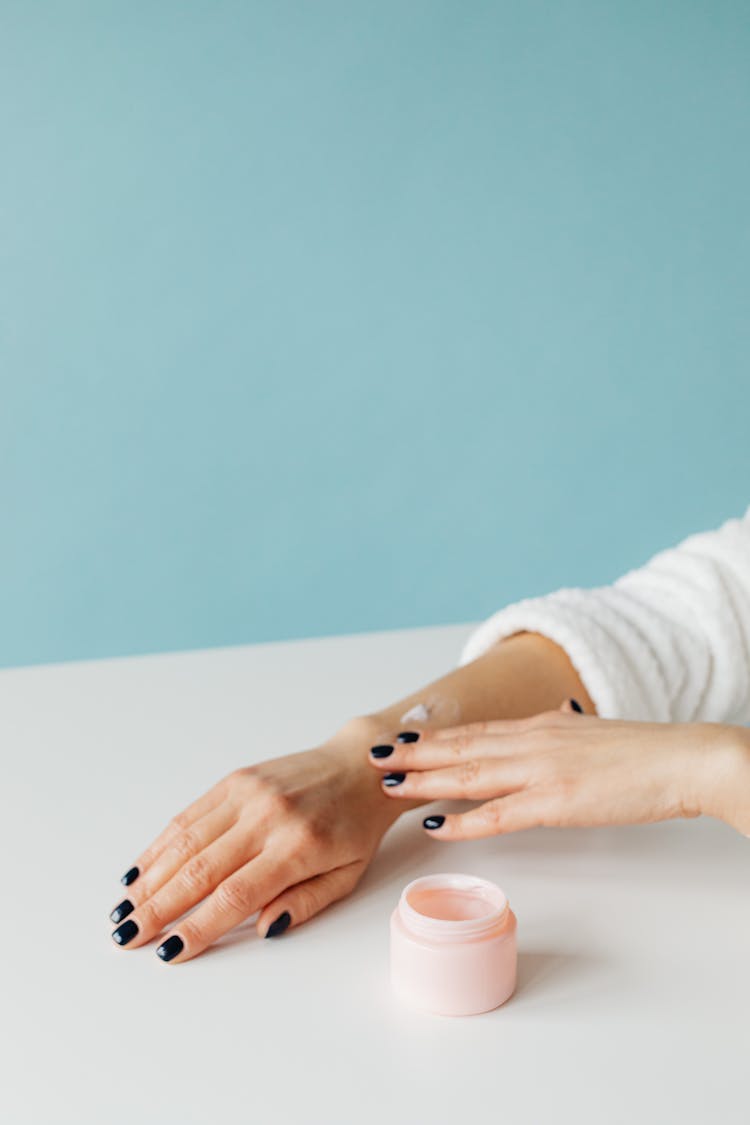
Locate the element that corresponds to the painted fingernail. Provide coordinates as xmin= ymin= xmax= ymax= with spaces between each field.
xmin=570 ymin=699 xmax=584 ymax=713
xmin=112 ymin=919 xmax=139 ymax=946
xmin=423 ymin=815 xmax=445 ymax=830
xmin=396 ymin=731 xmax=420 ymax=743
xmin=265 ymin=911 xmax=291 ymax=938
xmin=109 ymin=899 xmax=134 ymax=924
xmin=383 ymin=772 xmax=406 ymax=787
xmin=156 ymin=935 xmax=184 ymax=962
xmin=121 ymin=866 xmax=139 ymax=886
xmin=370 ymin=744 xmax=394 ymax=759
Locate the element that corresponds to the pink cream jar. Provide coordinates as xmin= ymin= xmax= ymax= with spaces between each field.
xmin=390 ymin=873 xmax=517 ymax=1016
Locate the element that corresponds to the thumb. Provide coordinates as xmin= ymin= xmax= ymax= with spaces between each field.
xmin=256 ymin=860 xmax=366 ymax=939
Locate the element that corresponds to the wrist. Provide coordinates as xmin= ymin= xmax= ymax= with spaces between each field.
xmin=323 ymin=715 xmax=408 ymax=830
xmin=325 ymin=714 xmax=433 ymax=825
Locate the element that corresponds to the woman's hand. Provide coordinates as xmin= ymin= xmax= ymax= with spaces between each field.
xmin=109 ymin=719 xmax=401 ymax=963
xmin=368 ymin=704 xmax=750 ymax=838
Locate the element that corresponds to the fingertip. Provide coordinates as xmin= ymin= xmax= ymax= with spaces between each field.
xmin=559 ymin=698 xmax=584 ymax=714
xmin=109 ymin=898 xmax=134 ymax=925
xmin=265 ymin=910 xmax=292 ymax=939
xmin=111 ymin=919 xmax=139 ymax=947
xmin=156 ymin=935 xmax=185 ymax=963
xmin=369 ymin=743 xmax=394 ymax=760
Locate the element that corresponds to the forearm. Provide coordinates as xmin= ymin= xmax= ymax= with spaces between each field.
xmin=362 ymin=631 xmax=595 ymax=736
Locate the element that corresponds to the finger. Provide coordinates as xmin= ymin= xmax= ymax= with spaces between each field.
xmin=422 ymin=793 xmax=548 ymax=840
xmin=111 ymin=823 xmax=257 ymax=950
xmin=152 ymin=851 xmax=295 ymax=964
xmin=560 ymin=698 xmax=585 ymax=714
xmin=370 ymin=711 xmax=577 ymax=771
xmin=379 ymin=757 xmax=526 ymax=801
xmin=430 ymin=714 xmax=559 ymax=741
xmin=256 ymin=860 xmax=366 ymax=939
xmin=368 ymin=728 xmax=522 ymax=772
xmin=122 ymin=778 xmax=229 ymax=885
xmin=112 ymin=803 xmax=238 ymax=915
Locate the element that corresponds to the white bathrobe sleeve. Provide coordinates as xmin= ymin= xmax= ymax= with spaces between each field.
xmin=457 ymin=506 xmax=750 ymax=723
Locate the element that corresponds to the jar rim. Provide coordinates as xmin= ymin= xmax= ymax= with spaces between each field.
xmin=398 ymin=872 xmax=509 ymax=941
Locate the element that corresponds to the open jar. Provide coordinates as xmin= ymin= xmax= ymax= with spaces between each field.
xmin=390 ymin=872 xmax=517 ymax=1016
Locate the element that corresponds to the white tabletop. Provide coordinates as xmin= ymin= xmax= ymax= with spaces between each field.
xmin=2 ymin=624 xmax=748 ymax=1125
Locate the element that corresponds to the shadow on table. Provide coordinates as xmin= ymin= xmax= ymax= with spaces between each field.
xmin=513 ymin=948 xmax=610 ymax=1005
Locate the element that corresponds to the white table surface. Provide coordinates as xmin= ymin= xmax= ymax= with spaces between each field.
xmin=2 ymin=623 xmax=748 ymax=1125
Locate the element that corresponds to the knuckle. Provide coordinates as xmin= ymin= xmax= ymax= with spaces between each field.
xmin=458 ymin=757 xmax=481 ymax=786
xmin=449 ymin=733 xmax=473 ymax=759
xmin=243 ymin=771 xmax=294 ymax=816
xmin=480 ymin=801 xmax=505 ymax=831
xmin=268 ymin=792 xmax=295 ymax=820
xmin=214 ymin=875 xmax=254 ymax=917
xmin=292 ymin=882 xmax=321 ymax=922
xmin=169 ymin=811 xmax=191 ymax=834
xmin=179 ymin=853 xmax=213 ymax=895
xmin=179 ymin=916 xmax=205 ymax=947
xmin=171 ymin=829 xmax=199 ymax=861
xmin=291 ymin=813 xmax=330 ymax=852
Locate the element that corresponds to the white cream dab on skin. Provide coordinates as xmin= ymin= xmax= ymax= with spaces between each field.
xmin=399 ymin=695 xmax=462 ymax=726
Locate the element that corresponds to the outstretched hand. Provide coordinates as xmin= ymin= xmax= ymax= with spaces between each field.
xmin=110 ymin=719 xmax=399 ymax=963
xmin=369 ymin=702 xmax=750 ymax=839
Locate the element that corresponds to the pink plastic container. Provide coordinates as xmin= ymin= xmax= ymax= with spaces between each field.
xmin=390 ymin=873 xmax=517 ymax=1016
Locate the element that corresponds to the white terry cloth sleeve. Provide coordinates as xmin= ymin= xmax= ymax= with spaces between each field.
xmin=457 ymin=506 xmax=750 ymax=723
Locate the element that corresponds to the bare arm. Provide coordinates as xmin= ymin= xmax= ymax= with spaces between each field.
xmin=359 ymin=630 xmax=595 ymax=735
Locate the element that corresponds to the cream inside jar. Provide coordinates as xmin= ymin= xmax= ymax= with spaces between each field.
xmin=407 ymin=879 xmax=505 ymax=923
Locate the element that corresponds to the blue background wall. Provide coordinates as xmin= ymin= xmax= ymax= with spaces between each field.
xmin=1 ymin=1 xmax=749 ymax=669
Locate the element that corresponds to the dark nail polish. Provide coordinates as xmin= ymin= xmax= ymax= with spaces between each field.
xmin=265 ymin=911 xmax=291 ymax=938
xmin=423 ymin=815 xmax=445 ymax=830
xmin=383 ymin=772 xmax=406 ymax=787
xmin=156 ymin=935 xmax=184 ymax=962
xmin=112 ymin=919 xmax=138 ymax=946
xmin=121 ymin=866 xmax=139 ymax=886
xmin=109 ymin=899 xmax=134 ymax=924
xmin=396 ymin=731 xmax=420 ymax=743
xmin=570 ymin=699 xmax=584 ymax=714
xmin=370 ymin=744 xmax=394 ymax=759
